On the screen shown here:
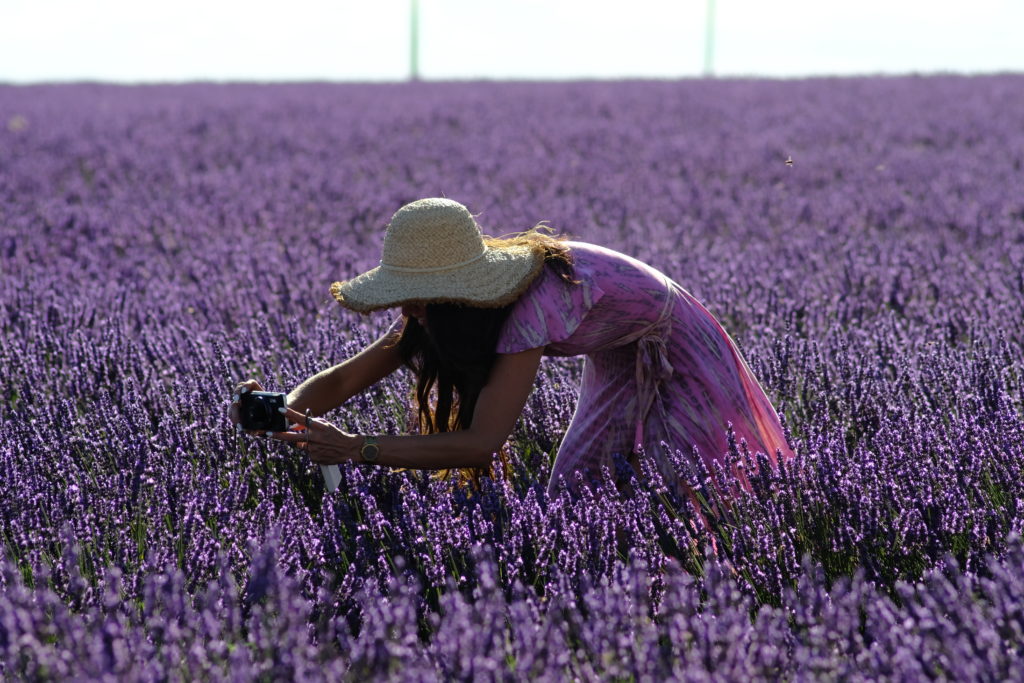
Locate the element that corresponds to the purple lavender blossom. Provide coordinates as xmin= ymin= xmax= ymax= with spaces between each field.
xmin=1 ymin=75 xmax=1023 ymax=677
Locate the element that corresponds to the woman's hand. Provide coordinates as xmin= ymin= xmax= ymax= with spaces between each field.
xmin=268 ymin=406 xmax=362 ymax=465
xmin=227 ymin=379 xmax=265 ymax=433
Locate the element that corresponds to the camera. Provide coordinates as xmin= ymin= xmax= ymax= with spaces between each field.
xmin=239 ymin=391 xmax=287 ymax=432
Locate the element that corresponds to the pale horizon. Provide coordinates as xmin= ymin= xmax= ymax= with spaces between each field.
xmin=1 ymin=0 xmax=1022 ymax=83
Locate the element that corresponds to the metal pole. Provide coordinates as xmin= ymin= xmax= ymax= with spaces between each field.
xmin=410 ymin=0 xmax=420 ymax=81
xmin=703 ymin=0 xmax=715 ymax=77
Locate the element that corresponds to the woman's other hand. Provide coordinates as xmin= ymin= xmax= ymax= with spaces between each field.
xmin=268 ymin=406 xmax=361 ymax=465
xmin=228 ymin=379 xmax=265 ymax=432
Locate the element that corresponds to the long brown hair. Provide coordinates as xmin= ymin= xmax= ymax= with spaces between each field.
xmin=396 ymin=226 xmax=577 ymax=489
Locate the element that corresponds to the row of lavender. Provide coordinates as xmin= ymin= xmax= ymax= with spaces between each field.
xmin=5 ymin=530 xmax=1024 ymax=679
xmin=2 ymin=76 xmax=1023 ymax=678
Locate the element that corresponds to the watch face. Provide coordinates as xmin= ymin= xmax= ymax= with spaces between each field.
xmin=361 ymin=443 xmax=380 ymax=462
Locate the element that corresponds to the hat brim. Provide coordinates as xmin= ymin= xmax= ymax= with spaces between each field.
xmin=330 ymin=244 xmax=545 ymax=313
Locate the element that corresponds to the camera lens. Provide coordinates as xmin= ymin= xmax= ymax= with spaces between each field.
xmin=249 ymin=401 xmax=269 ymax=422
xmin=242 ymin=397 xmax=271 ymax=429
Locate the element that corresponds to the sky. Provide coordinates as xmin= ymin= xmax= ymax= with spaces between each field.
xmin=1 ymin=0 xmax=1022 ymax=82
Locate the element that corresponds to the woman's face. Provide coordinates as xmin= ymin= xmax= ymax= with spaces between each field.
xmin=401 ymin=303 xmax=427 ymax=327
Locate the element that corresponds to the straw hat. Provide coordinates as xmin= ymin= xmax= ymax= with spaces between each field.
xmin=330 ymin=198 xmax=545 ymax=313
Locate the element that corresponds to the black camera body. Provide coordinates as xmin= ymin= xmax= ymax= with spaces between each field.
xmin=239 ymin=391 xmax=287 ymax=432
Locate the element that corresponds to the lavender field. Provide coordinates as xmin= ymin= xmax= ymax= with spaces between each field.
xmin=2 ymin=76 xmax=1024 ymax=679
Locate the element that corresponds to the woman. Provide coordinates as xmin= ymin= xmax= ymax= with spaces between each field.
xmin=230 ymin=197 xmax=793 ymax=502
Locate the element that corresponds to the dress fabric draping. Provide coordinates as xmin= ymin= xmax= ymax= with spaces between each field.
xmin=496 ymin=241 xmax=794 ymax=499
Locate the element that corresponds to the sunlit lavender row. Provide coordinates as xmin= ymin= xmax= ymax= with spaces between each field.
xmin=2 ymin=76 xmax=1023 ymax=678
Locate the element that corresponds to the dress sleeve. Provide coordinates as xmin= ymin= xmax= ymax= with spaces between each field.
xmin=496 ymin=264 xmax=605 ymax=353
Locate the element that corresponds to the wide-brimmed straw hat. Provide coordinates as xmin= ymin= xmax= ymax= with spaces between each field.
xmin=330 ymin=198 xmax=545 ymax=313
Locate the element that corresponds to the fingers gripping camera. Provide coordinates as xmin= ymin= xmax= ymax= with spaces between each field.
xmin=238 ymin=391 xmax=342 ymax=493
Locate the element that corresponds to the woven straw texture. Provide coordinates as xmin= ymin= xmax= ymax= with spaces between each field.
xmin=331 ymin=198 xmax=544 ymax=313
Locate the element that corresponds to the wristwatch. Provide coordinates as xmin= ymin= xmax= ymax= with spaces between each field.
xmin=359 ymin=436 xmax=380 ymax=463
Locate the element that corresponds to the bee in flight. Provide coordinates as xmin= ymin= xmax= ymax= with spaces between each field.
xmin=785 ymin=155 xmax=794 ymax=166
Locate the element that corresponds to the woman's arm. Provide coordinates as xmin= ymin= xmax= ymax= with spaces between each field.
xmin=273 ymin=346 xmax=546 ymax=469
xmin=230 ymin=322 xmax=404 ymax=427
xmin=285 ymin=323 xmax=404 ymax=417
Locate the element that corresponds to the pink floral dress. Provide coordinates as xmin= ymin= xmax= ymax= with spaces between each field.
xmin=497 ymin=241 xmax=794 ymax=499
